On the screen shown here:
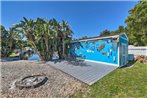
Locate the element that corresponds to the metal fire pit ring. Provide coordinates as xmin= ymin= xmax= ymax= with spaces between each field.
xmin=15 ymin=74 xmax=48 ymax=89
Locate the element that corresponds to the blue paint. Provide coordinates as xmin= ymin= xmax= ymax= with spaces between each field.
xmin=70 ymin=33 xmax=128 ymax=66
xmin=120 ymin=34 xmax=128 ymax=40
xmin=70 ymin=38 xmax=118 ymax=64
xmin=119 ymin=34 xmax=128 ymax=66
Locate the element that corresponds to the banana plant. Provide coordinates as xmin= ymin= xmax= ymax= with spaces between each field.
xmin=58 ymin=20 xmax=73 ymax=58
xmin=14 ymin=17 xmax=73 ymax=61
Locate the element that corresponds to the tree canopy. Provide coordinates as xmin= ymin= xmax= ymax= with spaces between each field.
xmin=111 ymin=26 xmax=125 ymax=35
xmin=125 ymin=1 xmax=147 ymax=46
xmin=99 ymin=29 xmax=111 ymax=36
xmin=99 ymin=26 xmax=125 ymax=37
xmin=1 ymin=25 xmax=26 ymax=57
xmin=99 ymin=1 xmax=147 ymax=46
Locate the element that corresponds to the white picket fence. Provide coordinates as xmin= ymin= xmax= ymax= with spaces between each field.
xmin=128 ymin=45 xmax=147 ymax=56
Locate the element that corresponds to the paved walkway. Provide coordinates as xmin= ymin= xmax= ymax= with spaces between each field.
xmin=47 ymin=60 xmax=118 ymax=85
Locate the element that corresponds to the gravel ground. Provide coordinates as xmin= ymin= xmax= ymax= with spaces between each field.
xmin=1 ymin=60 xmax=87 ymax=98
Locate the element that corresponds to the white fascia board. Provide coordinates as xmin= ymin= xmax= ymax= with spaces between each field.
xmin=71 ymin=35 xmax=119 ymax=43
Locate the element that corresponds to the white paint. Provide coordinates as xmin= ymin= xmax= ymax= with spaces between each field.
xmin=86 ymin=50 xmax=94 ymax=53
xmin=110 ymin=49 xmax=112 ymax=55
xmin=107 ymin=52 xmax=110 ymax=57
xmin=72 ymin=33 xmax=128 ymax=43
xmin=77 ymin=58 xmax=119 ymax=67
xmin=108 ymin=39 xmax=111 ymax=43
xmin=113 ymin=56 xmax=116 ymax=62
xmin=118 ymin=46 xmax=120 ymax=66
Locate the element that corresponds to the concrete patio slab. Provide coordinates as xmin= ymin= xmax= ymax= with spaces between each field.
xmin=47 ymin=60 xmax=118 ymax=85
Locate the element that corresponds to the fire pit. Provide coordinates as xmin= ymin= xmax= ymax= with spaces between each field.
xmin=15 ymin=74 xmax=48 ymax=89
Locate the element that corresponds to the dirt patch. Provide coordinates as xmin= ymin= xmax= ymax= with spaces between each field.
xmin=135 ymin=55 xmax=147 ymax=64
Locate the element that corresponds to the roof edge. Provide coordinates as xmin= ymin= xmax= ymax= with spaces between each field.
xmin=71 ymin=34 xmax=120 ymax=43
xmin=119 ymin=33 xmax=129 ymax=41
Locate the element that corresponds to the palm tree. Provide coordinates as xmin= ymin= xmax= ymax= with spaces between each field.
xmin=14 ymin=17 xmax=73 ymax=61
xmin=59 ymin=20 xmax=73 ymax=58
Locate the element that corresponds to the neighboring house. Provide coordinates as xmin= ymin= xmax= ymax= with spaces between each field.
xmin=70 ymin=33 xmax=128 ymax=67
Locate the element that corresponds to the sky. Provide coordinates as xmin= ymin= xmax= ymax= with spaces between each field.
xmin=1 ymin=1 xmax=137 ymax=38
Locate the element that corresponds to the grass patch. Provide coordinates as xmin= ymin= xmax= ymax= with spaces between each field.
xmin=71 ymin=62 xmax=147 ymax=98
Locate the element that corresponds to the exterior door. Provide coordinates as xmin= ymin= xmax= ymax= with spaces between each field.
xmin=122 ymin=44 xmax=127 ymax=65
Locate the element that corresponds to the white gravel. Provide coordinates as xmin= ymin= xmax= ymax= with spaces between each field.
xmin=1 ymin=60 xmax=87 ymax=98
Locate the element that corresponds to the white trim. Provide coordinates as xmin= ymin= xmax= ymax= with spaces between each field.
xmin=72 ymin=33 xmax=128 ymax=43
xmin=118 ymin=46 xmax=120 ymax=66
xmin=77 ymin=58 xmax=119 ymax=67
xmin=71 ymin=35 xmax=119 ymax=43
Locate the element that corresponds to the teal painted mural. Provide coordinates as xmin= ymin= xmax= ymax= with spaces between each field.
xmin=70 ymin=37 xmax=119 ymax=64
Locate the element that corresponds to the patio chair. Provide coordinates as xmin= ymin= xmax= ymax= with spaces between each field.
xmin=75 ymin=56 xmax=86 ymax=65
xmin=65 ymin=55 xmax=75 ymax=61
xmin=65 ymin=54 xmax=86 ymax=65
